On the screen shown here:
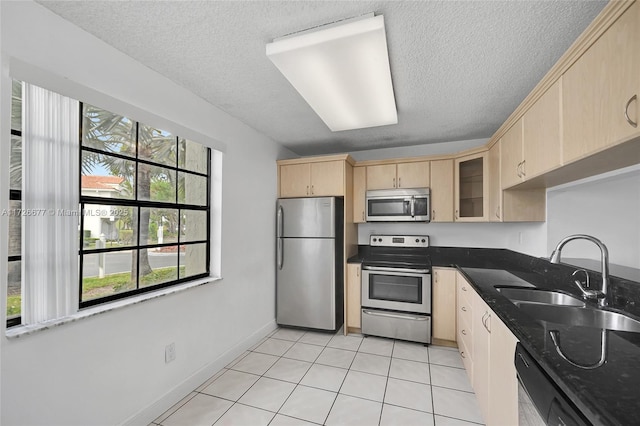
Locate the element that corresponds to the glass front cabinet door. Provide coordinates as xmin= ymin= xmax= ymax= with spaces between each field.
xmin=454 ymin=152 xmax=489 ymax=221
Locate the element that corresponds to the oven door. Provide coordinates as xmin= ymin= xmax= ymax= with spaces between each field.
xmin=361 ymin=267 xmax=431 ymax=314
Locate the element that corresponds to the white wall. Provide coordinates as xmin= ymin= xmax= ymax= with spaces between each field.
xmin=0 ymin=2 xmax=294 ymax=425
xmin=546 ymin=165 xmax=640 ymax=280
xmin=358 ymin=222 xmax=546 ymax=256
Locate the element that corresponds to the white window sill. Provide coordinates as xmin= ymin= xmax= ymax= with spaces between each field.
xmin=6 ymin=276 xmax=222 ymax=339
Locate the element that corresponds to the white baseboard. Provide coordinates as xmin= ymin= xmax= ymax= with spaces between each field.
xmin=122 ymin=319 xmax=278 ymax=426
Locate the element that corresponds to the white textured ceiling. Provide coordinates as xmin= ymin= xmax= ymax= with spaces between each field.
xmin=37 ymin=0 xmax=607 ymax=156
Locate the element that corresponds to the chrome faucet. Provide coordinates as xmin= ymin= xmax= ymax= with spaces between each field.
xmin=549 ymin=234 xmax=610 ymax=306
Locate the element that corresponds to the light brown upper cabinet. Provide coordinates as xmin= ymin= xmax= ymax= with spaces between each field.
xmin=502 ymin=81 xmax=562 ymax=190
xmin=430 ymin=159 xmax=454 ymax=222
xmin=279 ymin=160 xmax=344 ymax=198
xmin=366 ymin=161 xmax=430 ymax=190
xmin=523 ymin=79 xmax=562 ymax=178
xmin=279 ymin=163 xmax=312 ymax=198
xmin=353 ymin=166 xmax=366 ymax=223
xmin=500 ymin=119 xmax=524 ymax=189
xmin=563 ymin=1 xmax=639 ymax=163
xmin=490 ymin=140 xmax=546 ymax=222
xmin=488 ymin=142 xmax=502 ymax=222
xmin=455 ymin=152 xmax=488 ymax=221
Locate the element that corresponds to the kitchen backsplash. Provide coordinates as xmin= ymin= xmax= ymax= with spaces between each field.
xmin=357 ymin=221 xmax=546 ymax=256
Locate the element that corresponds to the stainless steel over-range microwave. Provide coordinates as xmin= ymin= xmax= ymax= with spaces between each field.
xmin=365 ymin=188 xmax=430 ymax=222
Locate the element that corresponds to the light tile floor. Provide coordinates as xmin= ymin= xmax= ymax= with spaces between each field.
xmin=152 ymin=328 xmax=484 ymax=426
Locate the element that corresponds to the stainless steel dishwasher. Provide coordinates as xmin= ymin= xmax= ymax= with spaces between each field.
xmin=515 ymin=343 xmax=590 ymax=426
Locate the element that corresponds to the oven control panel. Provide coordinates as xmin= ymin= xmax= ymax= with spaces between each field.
xmin=369 ymin=235 xmax=429 ymax=247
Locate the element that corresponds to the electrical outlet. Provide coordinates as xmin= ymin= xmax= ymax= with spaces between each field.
xmin=165 ymin=342 xmax=176 ymax=363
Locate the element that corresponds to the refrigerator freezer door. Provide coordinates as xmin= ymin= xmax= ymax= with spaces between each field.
xmin=277 ymin=197 xmax=336 ymax=239
xmin=277 ymin=237 xmax=336 ymax=330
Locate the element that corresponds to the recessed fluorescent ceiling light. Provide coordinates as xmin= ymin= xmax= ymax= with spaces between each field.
xmin=266 ymin=14 xmax=398 ymax=132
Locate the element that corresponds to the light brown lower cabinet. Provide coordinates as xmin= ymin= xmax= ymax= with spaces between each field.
xmin=457 ymin=272 xmax=519 ymax=426
xmin=345 ymin=263 xmax=361 ymax=333
xmin=487 ymin=310 xmax=519 ymax=425
xmin=432 ymin=267 xmax=457 ymax=342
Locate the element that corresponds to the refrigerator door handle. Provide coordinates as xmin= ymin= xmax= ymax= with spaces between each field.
xmin=277 ymin=205 xmax=284 ymax=270
xmin=277 ymin=205 xmax=284 ymax=237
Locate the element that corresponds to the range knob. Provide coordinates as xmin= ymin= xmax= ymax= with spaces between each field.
xmin=422 ymin=239 xmax=426 ymax=243
xmin=415 ymin=239 xmax=419 ymax=243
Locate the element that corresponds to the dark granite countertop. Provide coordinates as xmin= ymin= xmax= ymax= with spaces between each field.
xmin=348 ymin=245 xmax=640 ymax=426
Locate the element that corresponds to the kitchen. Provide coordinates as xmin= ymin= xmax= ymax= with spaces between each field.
xmin=1 ymin=1 xmax=639 ymax=426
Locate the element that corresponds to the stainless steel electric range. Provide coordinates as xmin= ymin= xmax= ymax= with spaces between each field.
xmin=360 ymin=235 xmax=432 ymax=344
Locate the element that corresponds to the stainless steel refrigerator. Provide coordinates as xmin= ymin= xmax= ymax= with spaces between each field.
xmin=276 ymin=197 xmax=344 ymax=332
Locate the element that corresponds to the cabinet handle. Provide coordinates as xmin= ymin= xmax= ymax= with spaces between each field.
xmin=625 ymin=94 xmax=638 ymax=128
xmin=362 ymin=211 xmax=365 ymax=221
xmin=461 ymin=306 xmax=467 ymax=312
xmin=483 ymin=312 xmax=492 ymax=333
xmin=311 ymin=185 xmax=314 ymax=195
xmin=432 ymin=209 xmax=436 ymax=220
xmin=516 ymin=162 xmax=522 ymax=178
xmin=306 ymin=185 xmax=309 ymax=195
xmin=461 ymin=286 xmax=467 ymax=292
xmin=393 ymin=177 xmax=396 ymax=188
xmin=455 ymin=209 xmax=459 ymax=219
xmin=460 ymin=351 xmax=466 ymax=359
xmin=398 ymin=177 xmax=402 ymax=187
xmin=435 ymin=271 xmax=438 ymax=283
xmin=461 ymin=329 xmax=467 ymax=335
xmin=357 ymin=267 xmax=360 ymax=277
xmin=521 ymin=160 xmax=526 ymax=177
xmin=495 ymin=205 xmax=500 ymax=219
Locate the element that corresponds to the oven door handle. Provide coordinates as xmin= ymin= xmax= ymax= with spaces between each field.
xmin=362 ymin=309 xmax=429 ymax=321
xmin=362 ymin=265 xmax=430 ymax=274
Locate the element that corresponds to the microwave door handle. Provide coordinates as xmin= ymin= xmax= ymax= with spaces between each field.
xmin=410 ymin=196 xmax=415 ymax=218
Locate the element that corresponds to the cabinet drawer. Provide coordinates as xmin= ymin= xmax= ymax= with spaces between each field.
xmin=458 ymin=334 xmax=474 ymax=386
xmin=457 ymin=314 xmax=473 ymax=359
xmin=458 ymin=278 xmax=473 ymax=305
xmin=457 ymin=292 xmax=472 ymax=327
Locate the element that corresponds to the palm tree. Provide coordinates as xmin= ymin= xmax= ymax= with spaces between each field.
xmin=82 ymin=104 xmax=178 ymax=281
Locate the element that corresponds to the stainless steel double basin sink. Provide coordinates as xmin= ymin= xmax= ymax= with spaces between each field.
xmin=496 ymin=287 xmax=640 ymax=333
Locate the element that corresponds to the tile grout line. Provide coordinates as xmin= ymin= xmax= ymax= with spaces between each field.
xmin=427 ymin=346 xmax=437 ymax=426
xmin=162 ymin=329 xmax=479 ymax=426
xmin=158 ymin=330 xmax=305 ymax=425
xmin=264 ymin=330 xmax=335 ymax=425
xmin=377 ymin=338 xmax=396 ymax=426
xmin=319 ymin=330 xmax=358 ymax=425
xmin=211 ymin=332 xmax=305 ymax=425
